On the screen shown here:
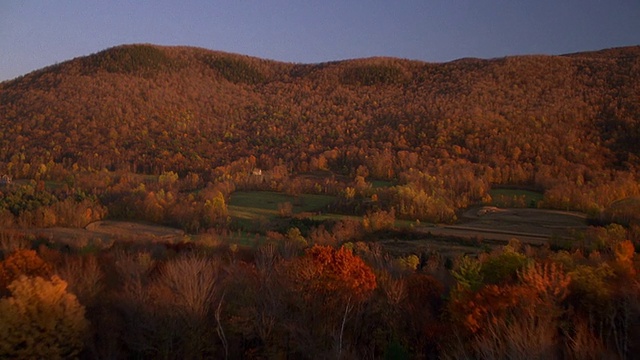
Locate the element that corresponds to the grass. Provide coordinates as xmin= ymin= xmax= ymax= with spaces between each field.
xmin=370 ymin=179 xmax=394 ymax=188
xmin=228 ymin=191 xmax=337 ymax=231
xmin=379 ymin=238 xmax=487 ymax=258
xmin=217 ymin=230 xmax=262 ymax=248
xmin=44 ymin=180 xmax=67 ymax=190
xmin=229 ymin=191 xmax=335 ymax=212
xmin=309 ymin=213 xmax=362 ymax=222
xmin=489 ymin=188 xmax=543 ymax=208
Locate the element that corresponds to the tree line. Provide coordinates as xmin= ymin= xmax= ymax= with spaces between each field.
xmin=0 ymin=222 xmax=638 ymax=358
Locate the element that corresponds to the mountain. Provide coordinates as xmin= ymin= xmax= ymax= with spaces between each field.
xmin=0 ymin=44 xmax=639 ymax=204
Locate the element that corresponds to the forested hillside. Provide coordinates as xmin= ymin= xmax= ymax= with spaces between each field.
xmin=1 ymin=44 xmax=639 ymax=217
xmin=2 ymin=44 xmax=640 ymax=359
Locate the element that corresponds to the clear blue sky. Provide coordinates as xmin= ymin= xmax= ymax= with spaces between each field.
xmin=1 ymin=0 xmax=639 ymax=81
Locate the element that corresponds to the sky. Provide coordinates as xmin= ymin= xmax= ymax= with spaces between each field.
xmin=1 ymin=0 xmax=639 ymax=82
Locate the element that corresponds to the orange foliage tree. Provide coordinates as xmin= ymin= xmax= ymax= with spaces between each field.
xmin=286 ymin=245 xmax=376 ymax=357
xmin=293 ymin=245 xmax=376 ymax=302
xmin=0 ymin=249 xmax=52 ymax=295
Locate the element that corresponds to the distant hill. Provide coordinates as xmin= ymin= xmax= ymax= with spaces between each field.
xmin=0 ymin=44 xmax=638 ymax=192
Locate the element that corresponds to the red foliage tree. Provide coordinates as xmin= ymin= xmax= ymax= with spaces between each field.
xmin=286 ymin=245 xmax=376 ymax=357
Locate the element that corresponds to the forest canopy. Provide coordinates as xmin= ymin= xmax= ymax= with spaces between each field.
xmin=0 ymin=44 xmax=639 ymax=219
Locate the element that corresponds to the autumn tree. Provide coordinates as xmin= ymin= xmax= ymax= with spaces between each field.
xmin=285 ymin=245 xmax=377 ymax=357
xmin=0 ymin=275 xmax=89 ymax=359
xmin=448 ymin=261 xmax=571 ymax=359
xmin=0 ymin=249 xmax=52 ymax=295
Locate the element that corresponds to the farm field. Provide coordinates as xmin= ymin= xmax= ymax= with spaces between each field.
xmin=23 ymin=221 xmax=186 ymax=250
xmin=456 ymin=206 xmax=587 ymax=236
xmin=378 ymin=206 xmax=589 ymax=257
xmin=20 ymin=195 xmax=590 ymax=254
xmin=85 ymin=220 xmax=185 ymax=240
xmin=228 ymin=191 xmax=336 ymax=229
xmin=226 ymin=190 xmax=590 ymax=256
xmin=488 ymin=187 xmax=544 ymax=208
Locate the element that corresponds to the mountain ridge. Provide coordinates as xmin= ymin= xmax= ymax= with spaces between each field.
xmin=3 ymin=43 xmax=640 ymax=85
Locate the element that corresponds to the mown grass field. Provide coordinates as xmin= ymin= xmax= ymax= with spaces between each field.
xmin=228 ymin=191 xmax=337 ymax=231
xmin=488 ymin=188 xmax=544 ymax=208
xmin=370 ymin=179 xmax=394 ymax=188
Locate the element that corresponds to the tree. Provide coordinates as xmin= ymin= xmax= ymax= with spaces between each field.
xmin=0 ymin=275 xmax=89 ymax=359
xmin=0 ymin=249 xmax=52 ymax=295
xmin=116 ymin=253 xmax=224 ymax=359
xmin=400 ymin=273 xmax=445 ymax=357
xmin=480 ymin=247 xmax=529 ymax=285
xmin=286 ymin=245 xmax=377 ymax=357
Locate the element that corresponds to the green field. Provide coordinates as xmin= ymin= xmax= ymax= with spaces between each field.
xmin=370 ymin=179 xmax=394 ymax=188
xmin=228 ymin=191 xmax=336 ymax=230
xmin=229 ymin=191 xmax=335 ymax=212
xmin=488 ymin=188 xmax=543 ymax=208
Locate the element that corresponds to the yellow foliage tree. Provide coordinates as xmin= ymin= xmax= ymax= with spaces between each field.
xmin=0 ymin=275 xmax=89 ymax=359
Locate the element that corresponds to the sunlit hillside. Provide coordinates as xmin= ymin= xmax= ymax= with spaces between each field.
xmin=1 ymin=44 xmax=640 ymax=359
xmin=1 ymin=44 xmax=639 ymax=215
